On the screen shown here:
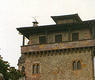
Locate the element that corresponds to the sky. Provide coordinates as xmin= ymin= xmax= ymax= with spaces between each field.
xmin=0 ymin=0 xmax=95 ymax=68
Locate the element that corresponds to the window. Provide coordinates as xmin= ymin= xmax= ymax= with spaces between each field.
xmin=73 ymin=60 xmax=81 ymax=70
xmin=32 ymin=64 xmax=36 ymax=74
xmin=32 ymin=64 xmax=40 ymax=74
xmin=77 ymin=61 xmax=81 ymax=70
xmin=39 ymin=36 xmax=46 ymax=44
xmin=72 ymin=32 xmax=79 ymax=41
xmin=22 ymin=66 xmax=25 ymax=72
xmin=36 ymin=64 xmax=40 ymax=73
xmin=55 ymin=34 xmax=62 ymax=43
xmin=73 ymin=61 xmax=77 ymax=70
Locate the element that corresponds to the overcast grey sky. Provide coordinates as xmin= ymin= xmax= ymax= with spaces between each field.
xmin=0 ymin=0 xmax=95 ymax=68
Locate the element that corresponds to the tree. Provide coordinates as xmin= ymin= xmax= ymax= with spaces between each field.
xmin=9 ymin=67 xmax=23 ymax=80
xmin=0 ymin=59 xmax=23 ymax=80
xmin=0 ymin=59 xmax=10 ymax=80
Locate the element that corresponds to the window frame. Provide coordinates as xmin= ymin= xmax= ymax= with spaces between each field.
xmin=77 ymin=61 xmax=81 ymax=70
xmin=55 ymin=34 xmax=62 ymax=43
xmin=36 ymin=64 xmax=40 ymax=73
xmin=73 ymin=61 xmax=77 ymax=70
xmin=72 ymin=60 xmax=82 ymax=71
xmin=72 ymin=32 xmax=79 ymax=41
xmin=32 ymin=63 xmax=40 ymax=74
xmin=32 ymin=64 xmax=36 ymax=74
xmin=21 ymin=66 xmax=25 ymax=72
xmin=39 ymin=36 xmax=47 ymax=44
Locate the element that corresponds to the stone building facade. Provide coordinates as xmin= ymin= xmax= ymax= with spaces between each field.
xmin=17 ymin=14 xmax=95 ymax=80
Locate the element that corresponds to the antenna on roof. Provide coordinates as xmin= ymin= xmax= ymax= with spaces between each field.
xmin=32 ymin=17 xmax=37 ymax=22
xmin=32 ymin=17 xmax=39 ymax=27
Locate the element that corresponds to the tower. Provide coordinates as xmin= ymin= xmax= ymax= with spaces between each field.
xmin=17 ymin=14 xmax=95 ymax=80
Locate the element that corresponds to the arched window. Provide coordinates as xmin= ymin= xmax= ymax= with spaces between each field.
xmin=32 ymin=64 xmax=35 ymax=74
xmin=73 ymin=61 xmax=77 ymax=70
xmin=32 ymin=64 xmax=40 ymax=74
xmin=22 ymin=66 xmax=25 ymax=72
xmin=77 ymin=61 xmax=81 ymax=70
xmin=36 ymin=64 xmax=40 ymax=73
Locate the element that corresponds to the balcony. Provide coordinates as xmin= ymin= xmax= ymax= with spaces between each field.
xmin=21 ymin=39 xmax=95 ymax=53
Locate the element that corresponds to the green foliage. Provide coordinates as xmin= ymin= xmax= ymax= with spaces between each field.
xmin=0 ymin=59 xmax=23 ymax=80
xmin=0 ymin=59 xmax=10 ymax=80
xmin=9 ymin=67 xmax=23 ymax=80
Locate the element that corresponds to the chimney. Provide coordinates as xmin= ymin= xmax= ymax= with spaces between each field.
xmin=32 ymin=21 xmax=38 ymax=27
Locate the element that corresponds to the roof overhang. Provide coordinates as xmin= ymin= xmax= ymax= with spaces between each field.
xmin=51 ymin=14 xmax=82 ymax=23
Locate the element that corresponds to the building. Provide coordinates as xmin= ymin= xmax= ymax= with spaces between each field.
xmin=17 ymin=14 xmax=95 ymax=80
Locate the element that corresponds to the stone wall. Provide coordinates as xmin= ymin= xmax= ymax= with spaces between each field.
xmin=29 ymin=28 xmax=91 ymax=45
xmin=70 ymin=28 xmax=91 ymax=41
xmin=24 ymin=48 xmax=94 ymax=80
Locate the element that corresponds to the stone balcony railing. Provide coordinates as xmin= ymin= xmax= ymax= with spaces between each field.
xmin=21 ymin=39 xmax=95 ymax=53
